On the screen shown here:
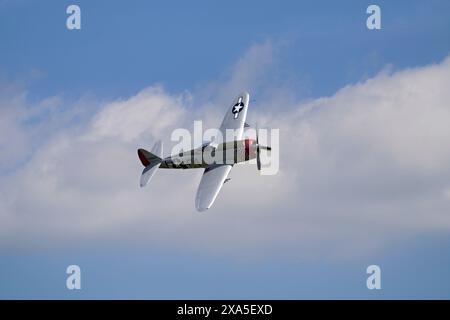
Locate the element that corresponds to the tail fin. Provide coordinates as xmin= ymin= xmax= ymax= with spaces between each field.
xmin=138 ymin=140 xmax=163 ymax=187
xmin=138 ymin=140 xmax=163 ymax=167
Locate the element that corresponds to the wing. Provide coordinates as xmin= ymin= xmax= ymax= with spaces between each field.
xmin=219 ymin=92 xmax=250 ymax=142
xmin=195 ymin=164 xmax=232 ymax=212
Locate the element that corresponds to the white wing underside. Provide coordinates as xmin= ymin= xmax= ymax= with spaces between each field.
xmin=195 ymin=92 xmax=249 ymax=212
xmin=218 ymin=92 xmax=249 ymax=142
xmin=195 ymin=164 xmax=233 ymax=212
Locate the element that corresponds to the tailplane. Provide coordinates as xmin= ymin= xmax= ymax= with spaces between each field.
xmin=138 ymin=140 xmax=163 ymax=187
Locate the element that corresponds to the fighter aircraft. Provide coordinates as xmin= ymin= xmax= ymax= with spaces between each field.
xmin=137 ymin=92 xmax=271 ymax=211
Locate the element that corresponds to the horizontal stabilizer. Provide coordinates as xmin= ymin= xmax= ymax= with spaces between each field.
xmin=140 ymin=162 xmax=161 ymax=187
xmin=138 ymin=140 xmax=163 ymax=187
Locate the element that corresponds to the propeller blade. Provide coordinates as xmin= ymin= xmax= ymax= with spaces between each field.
xmin=257 ymin=147 xmax=261 ymax=170
xmin=255 ymin=123 xmax=259 ymax=145
xmin=256 ymin=123 xmax=261 ymax=170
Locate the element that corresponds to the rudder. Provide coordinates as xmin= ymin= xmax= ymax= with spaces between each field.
xmin=137 ymin=140 xmax=163 ymax=167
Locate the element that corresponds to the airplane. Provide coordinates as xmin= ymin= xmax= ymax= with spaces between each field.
xmin=137 ymin=92 xmax=271 ymax=212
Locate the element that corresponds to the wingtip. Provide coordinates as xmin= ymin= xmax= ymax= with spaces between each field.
xmin=195 ymin=201 xmax=210 ymax=212
xmin=240 ymin=91 xmax=250 ymax=100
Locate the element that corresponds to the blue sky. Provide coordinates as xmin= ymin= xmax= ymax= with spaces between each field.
xmin=2 ymin=0 xmax=449 ymax=99
xmin=1 ymin=0 xmax=450 ymax=299
xmin=2 ymin=234 xmax=450 ymax=299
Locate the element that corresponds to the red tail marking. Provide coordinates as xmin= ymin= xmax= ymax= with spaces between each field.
xmin=138 ymin=149 xmax=150 ymax=167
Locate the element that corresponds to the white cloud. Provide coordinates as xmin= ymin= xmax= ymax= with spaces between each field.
xmin=0 ymin=86 xmax=30 ymax=173
xmin=87 ymin=86 xmax=189 ymax=142
xmin=1 ymin=44 xmax=450 ymax=259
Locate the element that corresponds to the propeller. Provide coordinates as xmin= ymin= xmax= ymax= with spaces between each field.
xmin=256 ymin=124 xmax=261 ymax=171
xmin=255 ymin=124 xmax=272 ymax=171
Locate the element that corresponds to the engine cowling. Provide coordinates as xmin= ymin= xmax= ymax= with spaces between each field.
xmin=244 ymin=138 xmax=257 ymax=161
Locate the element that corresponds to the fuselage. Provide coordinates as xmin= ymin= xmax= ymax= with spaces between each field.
xmin=159 ymin=138 xmax=257 ymax=169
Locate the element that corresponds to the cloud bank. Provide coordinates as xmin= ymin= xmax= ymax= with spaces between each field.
xmin=1 ymin=42 xmax=450 ymax=259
